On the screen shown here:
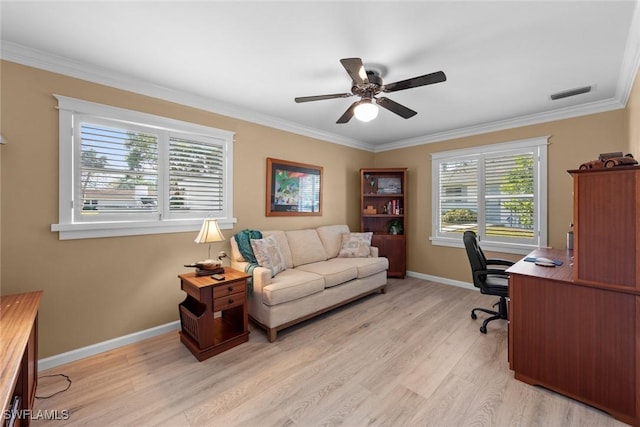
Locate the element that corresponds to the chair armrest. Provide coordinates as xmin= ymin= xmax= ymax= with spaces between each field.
xmin=486 ymin=259 xmax=514 ymax=267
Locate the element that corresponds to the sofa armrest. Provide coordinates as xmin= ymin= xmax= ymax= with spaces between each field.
xmin=251 ymin=266 xmax=273 ymax=292
xmin=230 ymin=260 xmax=273 ymax=292
xmin=370 ymin=246 xmax=379 ymax=257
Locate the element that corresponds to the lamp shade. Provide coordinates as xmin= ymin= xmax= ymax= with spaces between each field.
xmin=194 ymin=219 xmax=225 ymax=244
xmin=354 ymin=99 xmax=379 ymax=122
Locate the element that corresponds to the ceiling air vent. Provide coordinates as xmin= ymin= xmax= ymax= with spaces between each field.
xmin=550 ymin=85 xmax=592 ymax=100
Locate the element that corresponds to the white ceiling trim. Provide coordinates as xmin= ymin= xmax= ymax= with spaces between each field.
xmin=2 ymin=27 xmax=639 ymax=154
xmin=0 ymin=41 xmax=371 ymax=152
xmin=375 ymin=97 xmax=625 ymax=153
xmin=616 ymin=0 xmax=640 ymax=105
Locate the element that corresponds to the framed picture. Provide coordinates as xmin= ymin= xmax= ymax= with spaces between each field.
xmin=377 ymin=177 xmax=402 ymax=194
xmin=266 ymin=158 xmax=323 ymax=216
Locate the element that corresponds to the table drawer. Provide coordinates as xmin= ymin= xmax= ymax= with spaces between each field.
xmin=213 ymin=281 xmax=246 ymax=299
xmin=214 ymin=291 xmax=245 ymax=311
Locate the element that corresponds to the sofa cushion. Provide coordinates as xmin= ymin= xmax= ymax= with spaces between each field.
xmin=344 ymin=256 xmax=389 ymax=278
xmin=286 ymin=229 xmax=327 ymax=267
xmin=262 ymin=230 xmax=293 ymax=268
xmin=316 ymin=225 xmax=350 ymax=258
xmin=338 ymin=232 xmax=373 ymax=258
xmin=250 ymin=236 xmax=286 ymax=277
xmin=262 ymin=269 xmax=325 ymax=306
xmin=295 ymin=259 xmax=358 ymax=288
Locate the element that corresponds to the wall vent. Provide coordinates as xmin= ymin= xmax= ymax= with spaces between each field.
xmin=550 ymin=85 xmax=592 ymax=100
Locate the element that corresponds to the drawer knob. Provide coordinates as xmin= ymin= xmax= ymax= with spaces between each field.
xmin=228 ymin=286 xmax=234 ymax=292
xmin=228 ymin=298 xmax=234 ymax=304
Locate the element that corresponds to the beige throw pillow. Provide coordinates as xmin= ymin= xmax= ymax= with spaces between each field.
xmin=338 ymin=232 xmax=373 ymax=258
xmin=250 ymin=236 xmax=287 ymax=277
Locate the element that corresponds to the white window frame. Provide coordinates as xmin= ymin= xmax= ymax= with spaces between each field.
xmin=52 ymin=95 xmax=236 ymax=240
xmin=430 ymin=136 xmax=549 ymax=254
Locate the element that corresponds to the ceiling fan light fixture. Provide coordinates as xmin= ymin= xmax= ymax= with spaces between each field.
xmin=354 ymin=99 xmax=379 ymax=122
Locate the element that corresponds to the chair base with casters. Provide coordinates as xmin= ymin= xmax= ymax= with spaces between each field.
xmin=471 ymin=295 xmax=507 ymax=334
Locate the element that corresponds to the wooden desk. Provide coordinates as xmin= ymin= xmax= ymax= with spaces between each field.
xmin=508 ymin=248 xmax=639 ymax=426
xmin=1 ymin=291 xmax=42 ymax=427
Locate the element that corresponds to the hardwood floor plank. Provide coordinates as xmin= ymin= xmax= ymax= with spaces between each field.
xmin=31 ymin=277 xmax=628 ymax=426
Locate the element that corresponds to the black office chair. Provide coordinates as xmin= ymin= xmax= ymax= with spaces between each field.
xmin=463 ymin=231 xmax=514 ymax=334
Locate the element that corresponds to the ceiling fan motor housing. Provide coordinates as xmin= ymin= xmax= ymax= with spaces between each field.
xmin=351 ymin=70 xmax=383 ymax=96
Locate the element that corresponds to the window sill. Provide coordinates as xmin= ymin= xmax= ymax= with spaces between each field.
xmin=52 ymin=218 xmax=237 ymax=240
xmin=430 ymin=236 xmax=540 ymax=255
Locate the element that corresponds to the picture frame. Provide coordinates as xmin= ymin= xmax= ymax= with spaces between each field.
xmin=377 ymin=177 xmax=402 ymax=194
xmin=266 ymin=158 xmax=323 ymax=216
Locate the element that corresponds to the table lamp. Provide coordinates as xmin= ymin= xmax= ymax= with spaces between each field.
xmin=193 ymin=219 xmax=225 ymax=274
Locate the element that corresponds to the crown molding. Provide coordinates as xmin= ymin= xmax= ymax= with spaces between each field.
xmin=376 ymin=1 xmax=640 ymax=153
xmin=0 ymin=41 xmax=374 ymax=152
xmin=2 ymin=35 xmax=638 ymax=154
xmin=617 ymin=0 xmax=640 ymax=105
xmin=375 ymin=97 xmax=626 ymax=153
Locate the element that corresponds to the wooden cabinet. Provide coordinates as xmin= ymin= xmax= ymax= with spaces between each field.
xmin=1 ymin=291 xmax=42 ymax=427
xmin=178 ymin=268 xmax=250 ymax=361
xmin=360 ymin=168 xmax=407 ymax=278
xmin=508 ymin=166 xmax=640 ymax=426
xmin=371 ymin=234 xmax=406 ymax=278
xmin=570 ymin=166 xmax=639 ymax=288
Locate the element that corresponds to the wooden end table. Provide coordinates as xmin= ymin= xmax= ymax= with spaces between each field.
xmin=178 ymin=268 xmax=250 ymax=361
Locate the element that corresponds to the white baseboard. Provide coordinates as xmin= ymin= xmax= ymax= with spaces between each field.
xmin=38 ymin=321 xmax=180 ymax=371
xmin=38 ymin=274 xmax=472 ymax=371
xmin=406 ymin=270 xmax=477 ymax=291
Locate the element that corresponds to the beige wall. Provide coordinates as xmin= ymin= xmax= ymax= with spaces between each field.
xmin=0 ymin=61 xmax=373 ymax=357
xmin=1 ymin=59 xmax=636 ymax=358
xmin=375 ymin=110 xmax=628 ymax=282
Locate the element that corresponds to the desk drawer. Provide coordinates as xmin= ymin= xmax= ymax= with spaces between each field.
xmin=213 ymin=281 xmax=246 ymax=299
xmin=214 ymin=291 xmax=245 ymax=311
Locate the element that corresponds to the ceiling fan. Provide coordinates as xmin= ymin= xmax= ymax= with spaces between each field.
xmin=294 ymin=58 xmax=446 ymax=124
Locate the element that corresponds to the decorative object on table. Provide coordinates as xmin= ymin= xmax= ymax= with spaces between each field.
xmin=266 ymin=158 xmax=323 ymax=216
xmin=388 ymin=219 xmax=403 ymax=235
xmin=190 ymin=218 xmax=225 ymax=275
xmin=578 ymin=152 xmax=637 ymax=169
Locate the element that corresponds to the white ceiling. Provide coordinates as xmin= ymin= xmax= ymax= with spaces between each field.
xmin=2 ymin=1 xmax=640 ymax=152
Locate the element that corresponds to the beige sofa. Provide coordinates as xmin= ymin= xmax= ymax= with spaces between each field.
xmin=230 ymin=225 xmax=389 ymax=341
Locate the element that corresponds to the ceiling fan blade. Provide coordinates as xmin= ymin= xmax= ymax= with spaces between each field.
xmin=336 ymin=101 xmax=359 ymax=124
xmin=383 ymin=71 xmax=446 ymax=93
xmin=340 ymin=58 xmax=368 ymax=85
xmin=376 ymin=97 xmax=417 ymax=119
xmin=295 ymin=93 xmax=352 ymax=103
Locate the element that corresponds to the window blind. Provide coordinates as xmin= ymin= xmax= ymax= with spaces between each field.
xmin=484 ymin=153 xmax=534 ymax=239
xmin=169 ymin=136 xmax=224 ymax=212
xmin=79 ymin=123 xmax=159 ymax=215
xmin=431 ymin=136 xmax=547 ymax=252
xmin=438 ymin=159 xmax=478 ymax=232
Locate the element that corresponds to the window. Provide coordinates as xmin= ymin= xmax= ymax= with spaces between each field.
xmin=52 ymin=96 xmax=235 ymax=240
xmin=431 ymin=137 xmax=548 ymax=254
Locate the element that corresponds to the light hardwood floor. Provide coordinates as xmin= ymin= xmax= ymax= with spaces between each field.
xmin=33 ymin=277 xmax=626 ymax=427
